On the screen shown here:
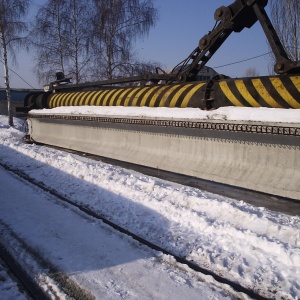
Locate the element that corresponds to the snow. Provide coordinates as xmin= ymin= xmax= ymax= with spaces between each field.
xmin=1 ymin=167 xmax=231 ymax=300
xmin=0 ymin=108 xmax=300 ymax=299
xmin=30 ymin=105 xmax=300 ymax=123
xmin=0 ymin=258 xmax=28 ymax=300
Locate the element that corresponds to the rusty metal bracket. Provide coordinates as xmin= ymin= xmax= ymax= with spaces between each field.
xmin=202 ymin=74 xmax=229 ymax=110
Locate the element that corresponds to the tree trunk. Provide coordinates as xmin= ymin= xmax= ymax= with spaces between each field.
xmin=56 ymin=3 xmax=65 ymax=76
xmin=72 ymin=0 xmax=79 ymax=84
xmin=0 ymin=30 xmax=13 ymax=126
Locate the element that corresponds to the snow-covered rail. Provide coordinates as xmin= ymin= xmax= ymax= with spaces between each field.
xmin=0 ymin=248 xmax=46 ymax=300
xmin=0 ymin=160 xmax=269 ymax=300
xmin=26 ymin=111 xmax=300 ymax=201
xmin=1 ymin=114 xmax=300 ymax=299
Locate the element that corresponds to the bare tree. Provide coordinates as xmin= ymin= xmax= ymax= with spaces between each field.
xmin=269 ymin=0 xmax=300 ymax=63
xmin=92 ymin=0 xmax=158 ymax=80
xmin=60 ymin=0 xmax=94 ymax=83
xmin=124 ymin=59 xmax=163 ymax=77
xmin=30 ymin=0 xmax=68 ymax=84
xmin=0 ymin=0 xmax=30 ymax=126
xmin=244 ymin=67 xmax=259 ymax=77
xmin=31 ymin=0 xmax=159 ymax=84
xmin=31 ymin=0 xmax=93 ymax=85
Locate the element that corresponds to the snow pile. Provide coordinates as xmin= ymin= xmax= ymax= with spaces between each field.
xmin=30 ymin=105 xmax=300 ymax=123
xmin=0 ymin=259 xmax=27 ymax=300
xmin=0 ymin=114 xmax=300 ymax=299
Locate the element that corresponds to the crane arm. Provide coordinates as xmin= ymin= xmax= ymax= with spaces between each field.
xmin=171 ymin=0 xmax=300 ymax=83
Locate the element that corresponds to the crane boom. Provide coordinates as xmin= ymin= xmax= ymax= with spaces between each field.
xmin=170 ymin=0 xmax=300 ymax=83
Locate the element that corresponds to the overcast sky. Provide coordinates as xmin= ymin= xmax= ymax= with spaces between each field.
xmin=1 ymin=0 xmax=273 ymax=89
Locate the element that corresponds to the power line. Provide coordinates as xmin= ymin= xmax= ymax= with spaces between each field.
xmin=0 ymin=59 xmax=39 ymax=89
xmin=213 ymin=52 xmax=272 ymax=69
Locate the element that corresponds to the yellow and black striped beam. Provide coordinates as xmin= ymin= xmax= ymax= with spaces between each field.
xmin=48 ymin=82 xmax=207 ymax=109
xmin=46 ymin=74 xmax=300 ymax=110
xmin=215 ymin=75 xmax=300 ymax=109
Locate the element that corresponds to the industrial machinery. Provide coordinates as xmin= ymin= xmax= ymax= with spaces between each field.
xmin=21 ymin=0 xmax=300 ymax=200
xmin=18 ymin=0 xmax=300 ymax=113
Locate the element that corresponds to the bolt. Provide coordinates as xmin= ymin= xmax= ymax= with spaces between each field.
xmin=276 ymin=63 xmax=285 ymax=71
xmin=216 ymin=9 xmax=223 ymax=18
xmin=201 ymin=38 xmax=207 ymax=47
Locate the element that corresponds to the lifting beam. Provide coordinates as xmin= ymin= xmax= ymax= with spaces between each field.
xmin=171 ymin=0 xmax=300 ymax=83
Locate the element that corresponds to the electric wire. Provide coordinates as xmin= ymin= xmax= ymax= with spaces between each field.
xmin=0 ymin=59 xmax=38 ymax=90
xmin=213 ymin=51 xmax=272 ymax=69
xmin=24 ymin=1 xmax=273 ymax=84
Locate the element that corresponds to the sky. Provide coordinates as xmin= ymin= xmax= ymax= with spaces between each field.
xmin=1 ymin=0 xmax=273 ymax=89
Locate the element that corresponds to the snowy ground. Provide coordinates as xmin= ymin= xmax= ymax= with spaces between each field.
xmin=1 ymin=165 xmax=234 ymax=300
xmin=30 ymin=105 xmax=300 ymax=123
xmin=0 ymin=258 xmax=29 ymax=300
xmin=0 ymin=108 xmax=300 ymax=299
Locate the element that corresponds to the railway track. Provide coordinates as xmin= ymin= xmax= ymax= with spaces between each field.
xmin=0 ymin=159 xmax=283 ymax=300
xmin=4 ymin=0 xmax=300 ymax=297
xmin=0 ymin=206 xmax=95 ymax=300
xmin=0 ymin=242 xmax=47 ymax=300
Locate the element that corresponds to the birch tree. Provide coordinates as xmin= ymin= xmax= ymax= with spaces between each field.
xmin=269 ymin=0 xmax=300 ymax=61
xmin=92 ymin=0 xmax=158 ymax=80
xmin=31 ymin=0 xmax=93 ymax=84
xmin=64 ymin=0 xmax=93 ymax=83
xmin=244 ymin=67 xmax=259 ymax=77
xmin=0 ymin=0 xmax=30 ymax=126
xmin=31 ymin=0 xmax=70 ymax=84
xmin=31 ymin=0 xmax=159 ymax=84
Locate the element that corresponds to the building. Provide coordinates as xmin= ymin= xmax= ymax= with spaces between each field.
xmin=0 ymin=89 xmax=40 ymax=116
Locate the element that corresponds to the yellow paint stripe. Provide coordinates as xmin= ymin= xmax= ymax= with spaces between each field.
xmin=108 ymin=89 xmax=125 ymax=106
xmin=218 ymin=82 xmax=243 ymax=107
xmin=49 ymin=94 xmax=57 ymax=108
xmin=124 ymin=88 xmax=139 ymax=106
xmin=102 ymin=89 xmax=117 ymax=106
xmin=140 ymin=86 xmax=161 ymax=107
xmin=61 ymin=93 xmax=72 ymax=106
xmin=70 ymin=92 xmax=83 ymax=106
xmin=74 ymin=92 xmax=82 ymax=106
xmin=235 ymin=80 xmax=260 ymax=107
xmin=169 ymin=84 xmax=193 ymax=107
xmin=270 ymin=77 xmax=300 ymax=108
xmin=115 ymin=89 xmax=131 ymax=106
xmin=78 ymin=91 xmax=91 ymax=106
xmin=290 ymin=76 xmax=300 ymax=92
xmin=87 ymin=90 xmax=100 ymax=106
xmin=181 ymin=83 xmax=206 ymax=107
xmin=48 ymin=95 xmax=54 ymax=108
xmin=94 ymin=90 xmax=110 ymax=106
xmin=84 ymin=91 xmax=98 ymax=105
xmin=159 ymin=85 xmax=181 ymax=107
xmin=92 ymin=90 xmax=105 ymax=106
xmin=251 ymin=79 xmax=282 ymax=108
xmin=132 ymin=87 xmax=151 ymax=106
xmin=59 ymin=93 xmax=71 ymax=107
xmin=51 ymin=93 xmax=64 ymax=108
xmin=57 ymin=93 xmax=70 ymax=107
xmin=56 ymin=94 xmax=67 ymax=107
xmin=149 ymin=85 xmax=170 ymax=106
xmin=85 ymin=91 xmax=98 ymax=106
